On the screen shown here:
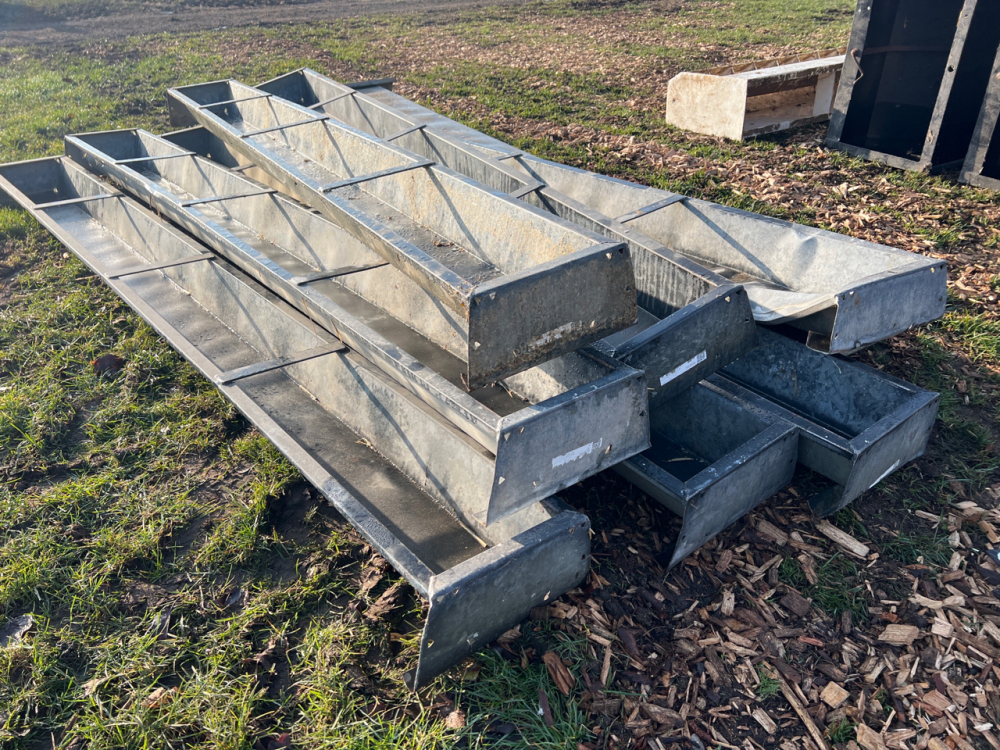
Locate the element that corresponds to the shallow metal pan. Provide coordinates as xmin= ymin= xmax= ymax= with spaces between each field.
xmin=615 ymin=379 xmax=798 ymax=567
xmin=717 ymin=327 xmax=940 ymax=516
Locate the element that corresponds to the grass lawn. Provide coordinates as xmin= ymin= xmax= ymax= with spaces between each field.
xmin=2 ymin=0 xmax=1000 ymax=748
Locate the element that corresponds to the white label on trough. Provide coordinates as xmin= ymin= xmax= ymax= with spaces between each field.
xmin=552 ymin=438 xmax=603 ymax=468
xmin=870 ymin=459 xmax=901 ymax=489
xmin=659 ymin=350 xmax=707 ymax=387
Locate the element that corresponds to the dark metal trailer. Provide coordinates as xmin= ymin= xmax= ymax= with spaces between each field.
xmin=960 ymin=43 xmax=1000 ymax=190
xmin=827 ymin=0 xmax=1000 ymax=172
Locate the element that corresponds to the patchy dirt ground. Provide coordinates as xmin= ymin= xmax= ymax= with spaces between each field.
xmin=0 ymin=0 xmax=528 ymax=47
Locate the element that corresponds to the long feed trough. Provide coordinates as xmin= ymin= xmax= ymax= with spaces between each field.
xmin=164 ymin=79 xmax=639 ymax=389
xmin=0 ymin=156 xmax=593 ymax=689
xmin=960 ymin=43 xmax=1000 ymax=191
xmin=257 ymin=70 xmax=948 ymax=355
xmin=65 ymin=128 xmax=651 ymax=528
xmin=172 ymin=76 xmax=760 ymax=406
xmin=717 ymin=327 xmax=940 ymax=517
xmin=827 ymin=0 xmax=1000 ymax=172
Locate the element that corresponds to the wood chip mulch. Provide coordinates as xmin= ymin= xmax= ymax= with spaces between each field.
xmin=485 ymin=484 xmax=1000 ymax=750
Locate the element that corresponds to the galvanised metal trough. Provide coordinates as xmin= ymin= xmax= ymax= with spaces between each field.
xmin=65 ymin=128 xmax=650 ymax=527
xmin=960 ymin=42 xmax=1000 ymax=191
xmin=283 ymin=71 xmax=948 ymax=354
xmin=164 ymin=79 xmax=638 ymax=390
xmin=827 ymin=0 xmax=1000 ymax=172
xmin=0 ymin=155 xmax=592 ymax=690
xmin=614 ymin=379 xmax=798 ymax=568
xmin=717 ymin=327 xmax=940 ymax=517
xmin=121 ymin=125 xmax=793 ymax=562
xmin=243 ymin=69 xmax=758 ymax=404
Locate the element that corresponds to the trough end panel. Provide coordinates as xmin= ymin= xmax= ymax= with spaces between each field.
xmin=467 ymin=242 xmax=637 ymax=388
xmin=487 ymin=368 xmax=650 ymax=525
xmin=670 ymin=424 xmax=798 ymax=567
xmin=409 ymin=510 xmax=591 ymax=689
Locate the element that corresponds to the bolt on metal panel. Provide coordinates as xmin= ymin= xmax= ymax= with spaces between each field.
xmin=0 ymin=155 xmax=591 ymax=690
xmin=254 ymin=69 xmax=758 ymax=404
xmin=716 ymin=327 xmax=939 ymax=517
xmin=289 ymin=70 xmax=947 ymax=355
xmin=65 ymin=129 xmax=651 ymax=527
xmin=827 ymin=0 xmax=1000 ymax=172
xmin=960 ymin=43 xmax=1000 ymax=190
xmin=614 ymin=379 xmax=799 ymax=568
xmin=165 ymin=80 xmax=638 ymax=390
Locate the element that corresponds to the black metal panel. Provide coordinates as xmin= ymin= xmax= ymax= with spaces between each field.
xmin=960 ymin=44 xmax=1000 ymax=190
xmin=828 ymin=0 xmax=1000 ymax=171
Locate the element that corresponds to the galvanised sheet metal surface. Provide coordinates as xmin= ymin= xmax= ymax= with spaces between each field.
xmin=614 ymin=379 xmax=798 ymax=568
xmin=0 ymin=155 xmax=591 ymax=690
xmin=302 ymin=71 xmax=948 ymax=355
xmin=164 ymin=79 xmax=638 ymax=389
xmin=717 ymin=327 xmax=939 ymax=517
xmin=66 ymin=128 xmax=650 ymax=527
xmin=960 ymin=43 xmax=1000 ymax=191
xmin=828 ymin=0 xmax=1000 ymax=173
xmin=252 ymin=69 xmax=757 ymax=405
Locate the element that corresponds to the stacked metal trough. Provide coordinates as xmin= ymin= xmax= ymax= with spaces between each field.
xmin=0 ymin=70 xmax=947 ymax=688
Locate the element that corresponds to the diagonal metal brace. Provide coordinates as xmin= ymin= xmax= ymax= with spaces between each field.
xmin=34 ymin=193 xmax=117 ymax=210
xmin=180 ymin=188 xmax=276 ymax=207
xmin=385 ymin=123 xmax=427 ymax=142
xmin=240 ymin=116 xmax=327 ymax=138
xmin=198 ymin=93 xmax=272 ymax=109
xmin=115 ymin=152 xmax=195 ymax=165
xmin=291 ymin=260 xmax=390 ymax=286
xmin=319 ymin=159 xmax=434 ymax=192
xmin=107 ymin=253 xmax=214 ymax=279
xmin=309 ymin=90 xmax=356 ymax=109
xmin=614 ymin=195 xmax=686 ymax=224
xmin=508 ymin=181 xmax=544 ymax=200
xmin=214 ymin=341 xmax=347 ymax=385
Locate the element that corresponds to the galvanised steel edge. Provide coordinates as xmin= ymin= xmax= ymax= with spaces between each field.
xmin=65 ymin=128 xmax=650 ymax=527
xmin=960 ymin=43 xmax=1000 ymax=191
xmin=243 ymin=69 xmax=757 ymax=405
xmin=0 ymin=155 xmax=592 ymax=690
xmin=614 ymin=378 xmax=798 ymax=568
xmin=165 ymin=78 xmax=638 ymax=390
xmin=717 ymin=327 xmax=940 ymax=517
xmin=259 ymin=69 xmax=947 ymax=355
xmin=827 ymin=0 xmax=1000 ymax=173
